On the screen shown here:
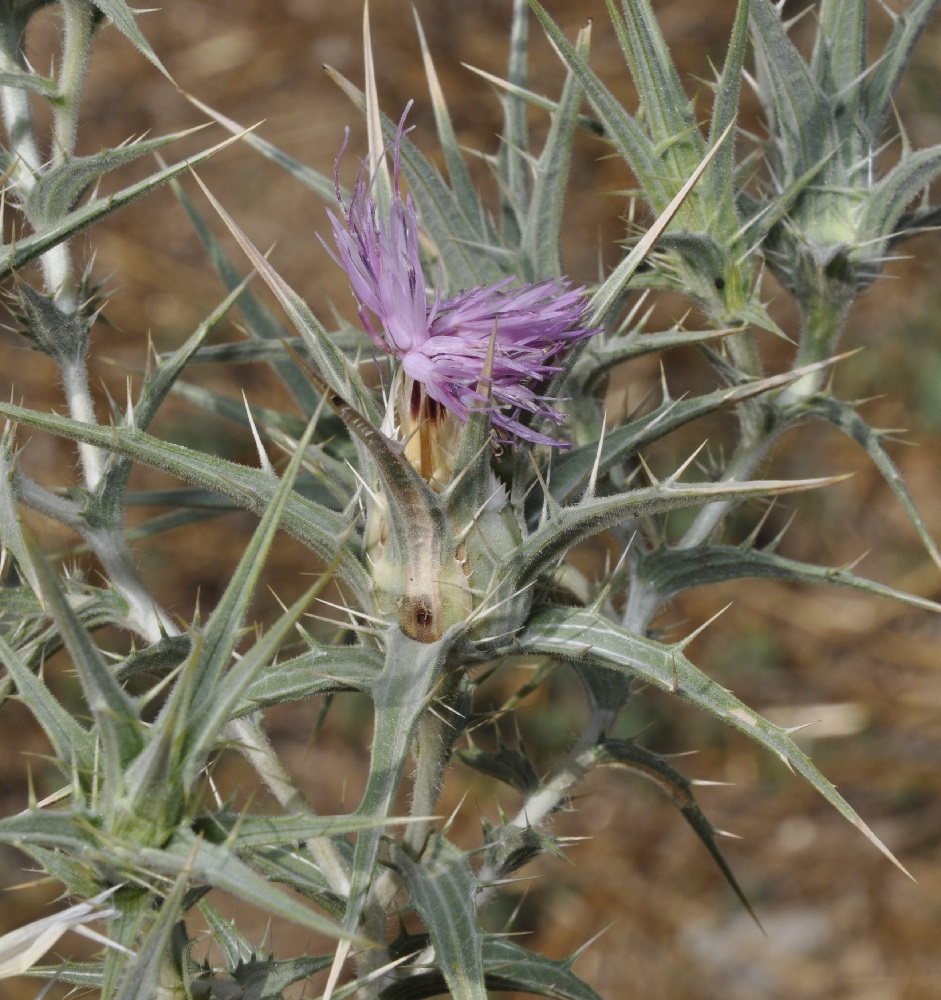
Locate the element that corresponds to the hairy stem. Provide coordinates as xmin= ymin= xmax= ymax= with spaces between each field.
xmin=53 ymin=0 xmax=96 ymax=165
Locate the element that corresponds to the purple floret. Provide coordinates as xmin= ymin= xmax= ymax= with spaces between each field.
xmin=322 ymin=107 xmax=600 ymax=447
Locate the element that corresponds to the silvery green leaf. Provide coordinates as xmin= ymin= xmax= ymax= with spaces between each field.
xmin=863 ymin=0 xmax=941 ymax=141
xmin=580 ymin=323 xmax=736 ymax=370
xmin=392 ymin=838 xmax=486 ymax=1000
xmin=637 ymin=544 xmax=941 ymax=612
xmin=708 ymin=0 xmax=749 ymax=213
xmin=25 ymin=131 xmax=189 ymax=224
xmin=248 ymin=845 xmax=344 ymax=910
xmin=15 ymin=280 xmax=88 ymax=365
xmin=0 ymin=400 xmax=373 ymax=608
xmin=861 ymin=144 xmax=941 ymax=244
xmin=749 ymin=0 xmax=838 ymax=183
xmin=18 ymin=845 xmax=100 ymax=902
xmin=415 ymin=12 xmax=497 ymax=245
xmin=812 ymin=0 xmax=867 ymax=158
xmin=198 ymin=898 xmax=254 ymax=967
xmin=554 ymin=357 xmax=839 ymax=503
xmin=112 ymin=868 xmax=189 ymax=1000
xmin=101 ymin=889 xmax=152 ymax=999
xmin=88 ymin=0 xmax=167 ymax=77
xmin=528 ymin=0 xmax=661 ymax=206
xmin=238 ymin=643 xmax=382 ymax=713
xmin=476 ymin=937 xmax=603 ymax=1000
xmin=224 ymin=953 xmax=334 ymax=999
xmin=30 ymin=541 xmax=143 ymax=793
xmin=520 ymin=606 xmax=911 ymax=877
xmin=165 ymin=380 xmax=357 ymax=506
xmin=0 ymin=632 xmax=93 ymax=772
xmin=605 ymin=0 xmax=704 ymax=191
xmin=133 ymin=829 xmax=361 ymax=943
xmin=498 ymin=0 xmax=531 ymax=243
xmin=197 ymin=810 xmax=417 ymax=850
xmin=0 ymin=579 xmax=129 ymax=669
xmin=21 ymin=962 xmax=103 ymax=988
xmin=0 ymin=424 xmax=40 ymax=597
xmin=377 ymin=937 xmax=603 ymax=1000
xmin=803 ymin=394 xmax=941 ymax=573
xmin=177 ymin=420 xmax=317 ymax=785
xmin=116 ymin=634 xmax=192 ymax=680
xmin=181 ymin=579 xmax=325 ymax=787
xmin=596 ymin=738 xmax=759 ymax=925
xmin=0 ymin=810 xmax=101 ymax=855
xmin=511 ymin=473 xmax=839 ymax=591
xmin=586 ymin=120 xmax=734 ymax=326
xmin=520 ymin=22 xmax=587 ymax=279
xmin=0 ymin=68 xmax=58 ymax=97
xmin=0 ymin=131 xmax=245 ymax=283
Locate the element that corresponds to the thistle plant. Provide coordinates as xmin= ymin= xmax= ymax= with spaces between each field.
xmin=0 ymin=0 xmax=939 ymax=998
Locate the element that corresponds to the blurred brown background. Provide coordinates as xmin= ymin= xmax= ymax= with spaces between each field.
xmin=1 ymin=1 xmax=941 ymax=998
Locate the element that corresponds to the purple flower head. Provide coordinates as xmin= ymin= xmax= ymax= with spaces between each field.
xmin=323 ymin=108 xmax=600 ymax=453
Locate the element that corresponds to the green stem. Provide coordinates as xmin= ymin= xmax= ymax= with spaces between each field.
xmin=404 ymin=673 xmax=462 ymax=854
xmin=786 ymin=286 xmax=852 ymax=400
xmin=53 ymin=0 xmax=96 ymax=163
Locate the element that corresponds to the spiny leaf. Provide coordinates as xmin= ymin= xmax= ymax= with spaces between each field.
xmin=393 ymin=839 xmax=486 ymax=1000
xmin=237 ymin=642 xmax=382 ymax=713
xmin=749 ymin=0 xmax=838 ymax=182
xmin=0 ymin=68 xmax=58 ymax=97
xmin=499 ymin=0 xmax=532 ymax=242
xmin=28 ymin=535 xmax=143 ymax=791
xmin=637 ymin=543 xmax=941 ymax=612
xmin=528 ymin=0 xmax=660 ymax=204
xmin=511 ymin=472 xmax=841 ymax=591
xmin=0 ymin=131 xmax=246 ymax=283
xmin=520 ymin=22 xmax=588 ymax=279
xmin=0 ymin=631 xmax=93 ymax=773
xmin=863 ymin=0 xmax=941 ymax=141
xmin=605 ymin=0 xmax=704 ymax=192
xmin=179 ymin=417 xmax=319 ymax=771
xmin=520 ymin=606 xmax=912 ymax=878
xmin=112 ymin=867 xmax=189 ymax=1000
xmin=553 ymin=359 xmax=837 ymax=503
xmin=26 ymin=131 xmax=193 ymax=224
xmin=0 ymin=400 xmax=373 ymax=608
xmin=596 ymin=738 xmax=760 ymax=927
xmin=804 ymin=394 xmax=941 ymax=573
xmin=89 ymin=0 xmax=169 ymax=78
